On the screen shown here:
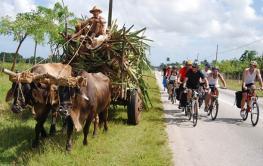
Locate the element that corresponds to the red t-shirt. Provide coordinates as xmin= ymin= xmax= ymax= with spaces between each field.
xmin=179 ymin=67 xmax=187 ymax=81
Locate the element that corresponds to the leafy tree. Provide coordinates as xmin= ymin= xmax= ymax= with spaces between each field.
xmin=0 ymin=14 xmax=32 ymax=71
xmin=26 ymin=11 xmax=47 ymax=64
xmin=25 ymin=56 xmax=44 ymax=64
xmin=240 ymin=50 xmax=257 ymax=62
xmin=0 ymin=52 xmax=23 ymax=63
xmin=37 ymin=2 xmax=76 ymax=59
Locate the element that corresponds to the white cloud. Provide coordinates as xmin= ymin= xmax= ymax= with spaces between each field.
xmin=0 ymin=0 xmax=36 ymax=18
xmin=1 ymin=0 xmax=263 ymax=65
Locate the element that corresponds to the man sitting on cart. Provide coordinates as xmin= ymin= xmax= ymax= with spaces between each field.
xmin=70 ymin=6 xmax=108 ymax=49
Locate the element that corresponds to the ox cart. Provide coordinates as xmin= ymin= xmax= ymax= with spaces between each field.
xmin=2 ymin=23 xmax=150 ymax=125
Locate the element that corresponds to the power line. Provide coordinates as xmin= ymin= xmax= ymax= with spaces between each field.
xmin=199 ymin=38 xmax=263 ymax=61
xmin=218 ymin=38 xmax=263 ymax=54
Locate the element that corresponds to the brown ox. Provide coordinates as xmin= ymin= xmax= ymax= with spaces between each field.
xmin=58 ymin=71 xmax=111 ymax=151
xmin=5 ymin=63 xmax=72 ymax=147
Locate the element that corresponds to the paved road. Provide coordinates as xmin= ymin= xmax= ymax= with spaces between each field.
xmin=155 ymin=71 xmax=263 ymax=166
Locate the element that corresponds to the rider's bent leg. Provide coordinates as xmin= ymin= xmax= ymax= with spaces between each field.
xmin=214 ymin=88 xmax=219 ymax=97
xmin=241 ymin=92 xmax=247 ymax=111
xmin=187 ymin=89 xmax=192 ymax=104
xmin=204 ymin=91 xmax=211 ymax=110
xmin=178 ymin=84 xmax=183 ymax=108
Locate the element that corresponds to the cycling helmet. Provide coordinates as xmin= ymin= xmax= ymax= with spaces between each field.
xmin=205 ymin=63 xmax=211 ymax=68
xmin=192 ymin=62 xmax=199 ymax=68
xmin=186 ymin=60 xmax=193 ymax=65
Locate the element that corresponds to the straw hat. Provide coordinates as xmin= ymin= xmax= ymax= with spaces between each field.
xmin=90 ymin=6 xmax=102 ymax=13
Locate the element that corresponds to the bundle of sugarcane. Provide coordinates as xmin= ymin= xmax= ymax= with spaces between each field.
xmin=63 ymin=21 xmax=152 ymax=107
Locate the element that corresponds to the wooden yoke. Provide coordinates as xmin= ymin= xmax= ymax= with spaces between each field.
xmin=2 ymin=68 xmax=88 ymax=87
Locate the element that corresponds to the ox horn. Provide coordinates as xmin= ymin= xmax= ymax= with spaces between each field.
xmin=1 ymin=68 xmax=17 ymax=77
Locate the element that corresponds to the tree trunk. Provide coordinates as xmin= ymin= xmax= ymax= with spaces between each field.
xmin=33 ymin=40 xmax=37 ymax=65
xmin=11 ymin=34 xmax=27 ymax=71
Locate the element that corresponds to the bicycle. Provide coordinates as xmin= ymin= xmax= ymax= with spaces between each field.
xmin=168 ymin=82 xmax=177 ymax=104
xmin=184 ymin=88 xmax=199 ymax=127
xmin=207 ymin=86 xmax=220 ymax=120
xmin=240 ymin=88 xmax=261 ymax=126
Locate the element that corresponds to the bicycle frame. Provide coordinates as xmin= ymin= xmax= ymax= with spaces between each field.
xmin=184 ymin=88 xmax=199 ymax=127
xmin=207 ymin=87 xmax=219 ymax=120
xmin=241 ymin=88 xmax=260 ymax=126
xmin=246 ymin=91 xmax=257 ymax=112
xmin=210 ymin=87 xmax=218 ymax=101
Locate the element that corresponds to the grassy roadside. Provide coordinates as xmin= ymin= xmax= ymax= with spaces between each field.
xmin=0 ymin=70 xmax=172 ymax=165
xmin=224 ymin=79 xmax=263 ymax=97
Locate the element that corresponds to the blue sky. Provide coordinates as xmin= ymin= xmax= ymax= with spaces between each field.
xmin=0 ymin=0 xmax=263 ymax=66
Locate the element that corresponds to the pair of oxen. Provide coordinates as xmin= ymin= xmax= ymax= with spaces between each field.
xmin=4 ymin=63 xmax=111 ymax=151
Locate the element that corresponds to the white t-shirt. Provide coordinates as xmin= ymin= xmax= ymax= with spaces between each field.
xmin=203 ymin=70 xmax=211 ymax=78
xmin=208 ymin=73 xmax=219 ymax=87
xmin=169 ymin=75 xmax=177 ymax=81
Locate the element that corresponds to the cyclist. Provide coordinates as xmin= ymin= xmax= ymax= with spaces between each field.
xmin=203 ymin=63 xmax=211 ymax=78
xmin=165 ymin=65 xmax=172 ymax=78
xmin=183 ymin=63 xmax=208 ymax=106
xmin=177 ymin=60 xmax=193 ymax=108
xmin=204 ymin=66 xmax=226 ymax=112
xmin=240 ymin=61 xmax=263 ymax=114
xmin=162 ymin=65 xmax=167 ymax=91
xmin=168 ymin=66 xmax=178 ymax=102
xmin=183 ymin=63 xmax=208 ymax=108
xmin=162 ymin=65 xmax=167 ymax=77
xmin=198 ymin=63 xmax=211 ymax=107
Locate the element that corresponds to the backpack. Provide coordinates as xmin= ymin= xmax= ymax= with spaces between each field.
xmin=180 ymin=92 xmax=188 ymax=107
xmin=235 ymin=91 xmax=242 ymax=108
xmin=176 ymin=88 xmax=180 ymax=100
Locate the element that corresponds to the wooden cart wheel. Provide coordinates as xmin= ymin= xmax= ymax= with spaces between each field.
xmin=127 ymin=89 xmax=141 ymax=125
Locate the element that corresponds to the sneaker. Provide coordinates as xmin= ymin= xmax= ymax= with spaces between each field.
xmin=204 ymin=106 xmax=208 ymax=112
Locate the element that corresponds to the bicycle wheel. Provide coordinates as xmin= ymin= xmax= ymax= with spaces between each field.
xmin=170 ymin=94 xmax=174 ymax=103
xmin=251 ymin=102 xmax=259 ymax=126
xmin=198 ymin=98 xmax=203 ymax=108
xmin=186 ymin=106 xmax=192 ymax=120
xmin=173 ymin=88 xmax=176 ymax=104
xmin=207 ymin=106 xmax=211 ymax=116
xmin=240 ymin=109 xmax=248 ymax=121
xmin=184 ymin=107 xmax=187 ymax=116
xmin=193 ymin=101 xmax=198 ymax=127
xmin=210 ymin=98 xmax=219 ymax=120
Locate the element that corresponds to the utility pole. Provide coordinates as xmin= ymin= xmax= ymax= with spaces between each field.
xmin=215 ymin=44 xmax=218 ymax=63
xmin=2 ymin=52 xmax=5 ymax=64
xmin=108 ymin=0 xmax=113 ymax=28
xmin=197 ymin=53 xmax=199 ymax=62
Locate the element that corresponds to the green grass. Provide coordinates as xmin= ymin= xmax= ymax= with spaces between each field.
xmin=224 ymin=79 xmax=263 ymax=97
xmin=0 ymin=70 xmax=172 ymax=165
xmin=1 ymin=62 xmax=33 ymax=72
